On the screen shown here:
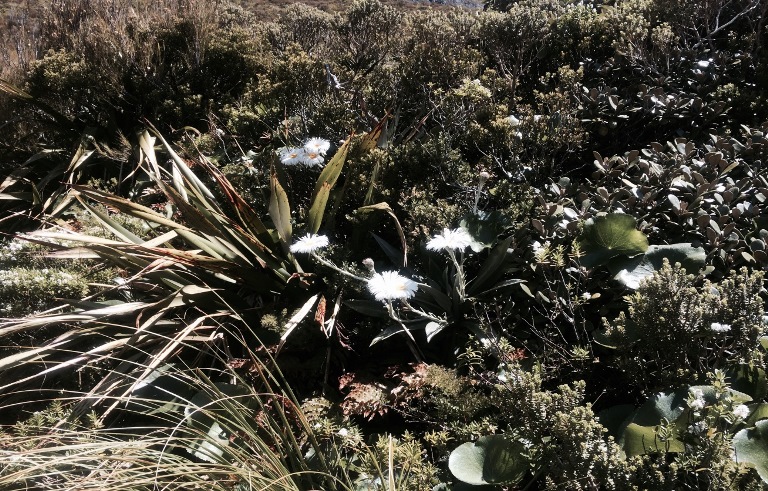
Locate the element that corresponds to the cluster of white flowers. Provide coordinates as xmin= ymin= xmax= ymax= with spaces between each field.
xmin=0 ymin=268 xmax=77 ymax=288
xmin=0 ymin=240 xmax=25 ymax=263
xmin=733 ymin=404 xmax=751 ymax=420
xmin=367 ymin=271 xmax=418 ymax=302
xmin=688 ymin=388 xmax=706 ymax=411
xmin=279 ymin=137 xmax=331 ymax=167
xmin=457 ymin=78 xmax=492 ymax=99
xmin=710 ymin=322 xmax=732 ymax=333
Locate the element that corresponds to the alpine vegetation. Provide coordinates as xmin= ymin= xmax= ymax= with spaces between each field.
xmin=1 ymin=0 xmax=768 ymax=489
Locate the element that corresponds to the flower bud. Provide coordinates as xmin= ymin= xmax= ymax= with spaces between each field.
xmin=362 ymin=258 xmax=375 ymax=272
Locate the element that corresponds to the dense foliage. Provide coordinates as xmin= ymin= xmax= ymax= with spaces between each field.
xmin=1 ymin=0 xmax=768 ymax=489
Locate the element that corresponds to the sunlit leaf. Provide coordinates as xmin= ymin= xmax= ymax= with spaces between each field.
xmin=734 ymin=420 xmax=768 ymax=483
xmin=611 ymin=243 xmax=706 ymax=289
xmin=448 ymin=435 xmax=528 ymax=486
xmin=577 ymin=214 xmax=649 ymax=268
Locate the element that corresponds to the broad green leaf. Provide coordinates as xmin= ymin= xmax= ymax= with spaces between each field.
xmin=425 ymin=321 xmax=446 ymax=342
xmin=448 ymin=435 xmax=528 ymax=486
xmin=418 ymin=283 xmax=453 ymax=314
xmin=184 ymin=382 xmax=252 ymax=463
xmin=632 ymin=389 xmax=688 ymax=427
xmin=466 ymin=236 xmax=514 ymax=297
xmin=370 ymin=231 xmax=405 ymax=269
xmin=269 ymin=166 xmax=292 ymax=250
xmin=307 ymin=135 xmax=352 ymax=233
xmin=621 ymin=423 xmax=684 ymax=457
xmin=307 ymin=182 xmax=332 ymax=235
xmin=126 ymin=363 xmax=195 ymax=416
xmin=611 ymin=243 xmax=706 ymax=289
xmin=577 ymin=214 xmax=649 ymax=268
xmin=734 ymin=420 xmax=768 ymax=483
xmin=359 ymin=115 xmax=389 ymax=205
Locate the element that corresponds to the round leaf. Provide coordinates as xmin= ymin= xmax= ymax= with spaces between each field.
xmin=577 ymin=214 xmax=649 ymax=268
xmin=734 ymin=420 xmax=768 ymax=483
xmin=448 ymin=435 xmax=528 ymax=485
xmin=621 ymin=422 xmax=685 ymax=457
xmin=611 ymin=243 xmax=706 ymax=289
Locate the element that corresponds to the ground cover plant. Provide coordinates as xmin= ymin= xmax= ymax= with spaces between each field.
xmin=1 ymin=0 xmax=768 ymax=489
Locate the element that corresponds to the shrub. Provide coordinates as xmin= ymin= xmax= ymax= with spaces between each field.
xmin=600 ymin=261 xmax=765 ymax=394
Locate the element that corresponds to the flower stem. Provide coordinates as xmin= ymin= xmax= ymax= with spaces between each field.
xmin=386 ymin=301 xmax=424 ymax=362
xmin=310 ymin=253 xmax=367 ymax=282
xmin=447 ymin=249 xmax=466 ymax=299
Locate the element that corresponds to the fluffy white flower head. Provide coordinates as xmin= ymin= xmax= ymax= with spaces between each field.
xmin=280 ymin=147 xmax=305 ymax=166
xmin=426 ymin=227 xmax=474 ymax=252
xmin=304 ymin=137 xmax=331 ymax=155
xmin=367 ymin=271 xmax=418 ymax=302
xmin=289 ymin=234 xmax=329 ymax=254
xmin=711 ymin=322 xmax=731 ymax=333
xmin=733 ymin=404 xmax=750 ymax=419
xmin=301 ymin=151 xmax=325 ymax=167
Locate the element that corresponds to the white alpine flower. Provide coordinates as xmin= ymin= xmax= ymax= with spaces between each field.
xmin=300 ymin=151 xmax=325 ymax=167
xmin=710 ymin=322 xmax=732 ymax=333
xmin=279 ymin=147 xmax=305 ymax=166
xmin=367 ymin=271 xmax=418 ymax=302
xmin=289 ymin=234 xmax=329 ymax=254
xmin=426 ymin=227 xmax=474 ymax=252
xmin=304 ymin=137 xmax=331 ymax=155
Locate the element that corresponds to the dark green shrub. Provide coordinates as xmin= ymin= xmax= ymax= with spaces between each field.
xmin=600 ymin=262 xmax=765 ymax=393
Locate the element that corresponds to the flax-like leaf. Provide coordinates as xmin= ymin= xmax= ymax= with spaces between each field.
xmin=73 ymin=185 xmax=191 ymax=232
xmin=78 ymin=198 xmax=144 ymax=244
xmin=0 ymin=301 xmax=149 ymax=337
xmin=196 ymin=156 xmax=269 ymax=236
xmin=354 ymin=112 xmax=388 ymax=156
xmin=147 ymin=125 xmax=217 ymax=202
xmin=102 ymin=315 xmax=212 ymax=420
